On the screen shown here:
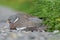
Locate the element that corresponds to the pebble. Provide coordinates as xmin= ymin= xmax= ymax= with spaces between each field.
xmin=9 ymin=33 xmax=18 ymax=39
xmin=53 ymin=30 xmax=59 ymax=34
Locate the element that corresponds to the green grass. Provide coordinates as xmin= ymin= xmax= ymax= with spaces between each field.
xmin=0 ymin=0 xmax=60 ymax=32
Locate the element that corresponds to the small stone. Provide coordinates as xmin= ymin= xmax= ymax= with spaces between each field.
xmin=29 ymin=35 xmax=35 ymax=39
xmin=53 ymin=30 xmax=59 ymax=34
xmin=9 ymin=33 xmax=18 ymax=39
xmin=40 ymin=37 xmax=46 ymax=40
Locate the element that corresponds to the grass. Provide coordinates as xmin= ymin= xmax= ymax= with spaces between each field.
xmin=0 ymin=0 xmax=60 ymax=32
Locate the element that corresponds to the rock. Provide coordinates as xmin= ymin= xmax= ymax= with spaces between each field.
xmin=53 ymin=30 xmax=59 ymax=34
xmin=9 ymin=33 xmax=17 ymax=39
xmin=40 ymin=37 xmax=46 ymax=40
